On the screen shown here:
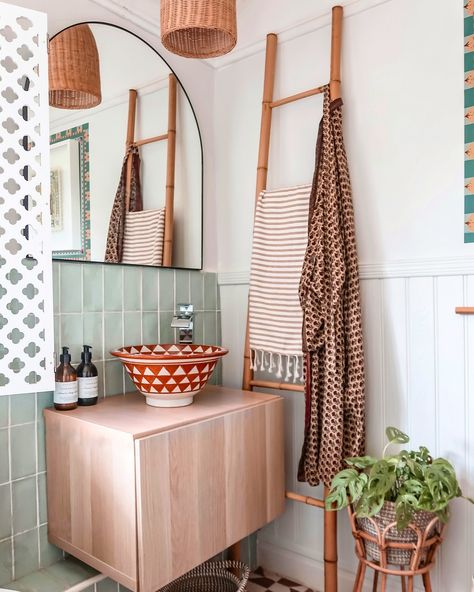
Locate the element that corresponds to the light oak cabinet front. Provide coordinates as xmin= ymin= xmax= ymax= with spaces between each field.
xmin=45 ymin=386 xmax=285 ymax=592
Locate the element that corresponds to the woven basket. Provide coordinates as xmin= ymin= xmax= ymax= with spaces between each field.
xmin=160 ymin=0 xmax=237 ymax=58
xmin=159 ymin=561 xmax=250 ymax=592
xmin=49 ymin=24 xmax=101 ymax=109
xmin=356 ymin=502 xmax=441 ymax=567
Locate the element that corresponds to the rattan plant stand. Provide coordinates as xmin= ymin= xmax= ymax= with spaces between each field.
xmin=348 ymin=506 xmax=444 ymax=592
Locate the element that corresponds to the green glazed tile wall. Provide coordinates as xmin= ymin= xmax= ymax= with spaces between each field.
xmin=0 ymin=262 xmax=221 ymax=588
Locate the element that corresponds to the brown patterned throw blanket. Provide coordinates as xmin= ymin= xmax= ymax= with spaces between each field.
xmin=298 ymin=86 xmax=365 ymax=488
xmin=105 ymin=146 xmax=143 ymax=263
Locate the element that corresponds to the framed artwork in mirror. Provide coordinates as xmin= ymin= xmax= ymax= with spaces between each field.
xmin=50 ymin=123 xmax=90 ymax=260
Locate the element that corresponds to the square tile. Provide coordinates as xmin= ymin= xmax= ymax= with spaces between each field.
xmin=36 ymin=392 xmax=53 ymax=420
xmin=123 ymin=267 xmax=141 ymax=311
xmin=190 ymin=272 xmax=204 ymax=311
xmin=142 ymin=312 xmax=158 ymax=344
xmin=142 ymin=268 xmax=158 ymax=311
xmin=38 ymin=472 xmax=47 ymax=524
xmin=11 ymin=423 xmax=36 ymax=480
xmin=104 ymin=361 xmax=124 ymax=396
xmin=104 ymin=266 xmax=123 ymax=312
xmin=175 ymin=270 xmax=190 ymax=305
xmin=60 ymin=314 xmax=84 ymax=364
xmin=13 ymin=528 xmax=40 ymax=579
xmin=0 ymin=397 xmax=8 ymax=428
xmin=83 ymin=313 xmax=104 ymax=360
xmin=159 ymin=269 xmax=174 ymax=311
xmin=83 ymin=265 xmax=103 ymax=312
xmin=0 ymin=429 xmax=9 ymax=484
xmin=47 ymin=557 xmax=98 ymax=587
xmin=204 ymin=272 xmax=217 ymax=310
xmin=60 ymin=263 xmax=82 ymax=313
xmin=7 ymin=569 xmax=64 ymax=592
xmin=124 ymin=312 xmax=141 ymax=345
xmin=10 ymin=393 xmax=35 ymax=426
xmin=37 ymin=419 xmax=46 ymax=473
xmin=12 ymin=477 xmax=37 ymax=535
xmin=39 ymin=524 xmax=62 ymax=569
xmin=0 ymin=483 xmax=11 ymax=540
xmin=0 ymin=539 xmax=12 ymax=586
xmin=97 ymin=577 xmax=119 ymax=591
xmin=104 ymin=313 xmax=123 ymax=356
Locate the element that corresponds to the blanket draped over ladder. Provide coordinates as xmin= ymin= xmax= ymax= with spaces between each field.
xmin=298 ymin=86 xmax=365 ymax=487
xmin=248 ymin=184 xmax=311 ymax=381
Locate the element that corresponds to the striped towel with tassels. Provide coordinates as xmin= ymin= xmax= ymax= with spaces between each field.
xmin=248 ymin=184 xmax=311 ymax=381
xmin=121 ymin=208 xmax=165 ymax=266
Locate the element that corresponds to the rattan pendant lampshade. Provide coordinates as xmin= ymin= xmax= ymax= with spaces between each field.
xmin=49 ymin=24 xmax=102 ymax=109
xmin=160 ymin=0 xmax=237 ymax=58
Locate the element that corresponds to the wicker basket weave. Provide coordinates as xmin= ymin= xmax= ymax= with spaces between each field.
xmin=159 ymin=561 xmax=250 ymax=592
xmin=355 ymin=502 xmax=441 ymax=567
xmin=49 ymin=24 xmax=101 ymax=109
xmin=160 ymin=0 xmax=237 ymax=58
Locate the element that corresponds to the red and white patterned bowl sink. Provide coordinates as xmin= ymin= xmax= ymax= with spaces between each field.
xmin=111 ymin=344 xmax=229 ymax=407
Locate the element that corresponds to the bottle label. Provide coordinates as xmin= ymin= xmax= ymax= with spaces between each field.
xmin=54 ymin=381 xmax=78 ymax=404
xmin=78 ymin=376 xmax=99 ymax=399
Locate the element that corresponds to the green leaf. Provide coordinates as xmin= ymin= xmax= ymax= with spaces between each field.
xmin=395 ymin=494 xmax=417 ymax=530
xmin=424 ymin=459 xmax=459 ymax=503
xmin=368 ymin=460 xmax=396 ymax=498
xmin=355 ymin=492 xmax=384 ymax=518
xmin=386 ymin=427 xmax=410 ymax=445
xmin=345 ymin=456 xmax=378 ymax=469
xmin=326 ymin=468 xmax=361 ymax=510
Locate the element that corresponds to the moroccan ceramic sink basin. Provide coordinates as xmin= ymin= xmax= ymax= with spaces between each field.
xmin=111 ymin=344 xmax=228 ymax=407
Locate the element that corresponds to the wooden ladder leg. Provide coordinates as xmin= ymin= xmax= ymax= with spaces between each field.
xmin=422 ymin=573 xmax=432 ymax=592
xmin=324 ymin=487 xmax=338 ymax=592
xmin=163 ymin=73 xmax=177 ymax=267
xmin=125 ymin=89 xmax=137 ymax=213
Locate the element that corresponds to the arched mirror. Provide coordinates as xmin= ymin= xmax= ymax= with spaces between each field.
xmin=49 ymin=22 xmax=203 ymax=269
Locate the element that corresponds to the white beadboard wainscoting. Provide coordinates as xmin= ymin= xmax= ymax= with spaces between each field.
xmin=219 ymin=259 xmax=474 ymax=592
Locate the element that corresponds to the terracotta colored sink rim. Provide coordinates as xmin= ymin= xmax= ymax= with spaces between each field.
xmin=111 ymin=343 xmax=229 ymax=361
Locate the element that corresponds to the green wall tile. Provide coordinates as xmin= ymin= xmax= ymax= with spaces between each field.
xmin=39 ymin=525 xmax=62 ymax=569
xmin=193 ymin=311 xmax=204 ymax=344
xmin=203 ymin=311 xmax=217 ymax=345
xmin=0 ymin=483 xmax=11 ymax=539
xmin=98 ymin=577 xmax=119 ymax=591
xmin=47 ymin=557 xmax=98 ymax=587
xmin=104 ymin=361 xmax=124 ymax=396
xmin=123 ymin=267 xmax=141 ymax=311
xmin=83 ymin=265 xmax=103 ymax=312
xmin=466 ymin=122 xmax=474 ymax=143
xmin=175 ymin=270 xmax=190 ymax=305
xmin=53 ymin=262 xmax=60 ymax=315
xmin=11 ymin=424 xmax=36 ymax=480
xmin=38 ymin=473 xmax=47 ymax=524
xmin=0 ymin=539 xmax=12 ymax=586
xmin=0 ymin=429 xmax=9 ymax=484
xmin=104 ymin=266 xmax=123 ymax=312
xmin=14 ymin=528 xmax=40 ymax=579
xmin=204 ymin=273 xmax=217 ymax=310
xmin=159 ymin=269 xmax=174 ymax=311
xmin=12 ymin=477 xmax=37 ymax=535
xmin=60 ymin=314 xmax=84 ymax=364
xmin=10 ymin=394 xmax=35 ymax=426
xmin=190 ymin=272 xmax=204 ymax=311
xmin=124 ymin=312 xmax=141 ymax=345
xmin=104 ymin=313 xmax=123 ymax=356
xmin=142 ymin=312 xmax=159 ymax=344
xmin=36 ymin=392 xmax=53 ymax=419
xmin=159 ymin=311 xmax=174 ymax=343
xmin=8 ymin=569 xmax=64 ymax=592
xmin=37 ymin=419 xmax=46 ymax=473
xmin=0 ymin=397 xmax=8 ymax=428
xmin=83 ymin=313 xmax=104 ymax=360
xmin=142 ymin=268 xmax=158 ymax=311
xmin=60 ymin=263 xmax=82 ymax=313
xmin=465 ymin=51 xmax=474 ymax=73
xmin=466 ymin=158 xmax=474 ymax=179
xmin=119 ymin=585 xmax=133 ymax=592
xmin=465 ymin=15 xmax=474 ymax=37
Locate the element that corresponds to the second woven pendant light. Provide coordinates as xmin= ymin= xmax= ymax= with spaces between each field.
xmin=160 ymin=0 xmax=237 ymax=58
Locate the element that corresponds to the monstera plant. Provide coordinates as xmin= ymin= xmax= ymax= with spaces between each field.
xmin=326 ymin=427 xmax=473 ymax=530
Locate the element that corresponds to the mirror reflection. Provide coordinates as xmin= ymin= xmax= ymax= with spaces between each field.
xmin=49 ymin=23 xmax=203 ymax=269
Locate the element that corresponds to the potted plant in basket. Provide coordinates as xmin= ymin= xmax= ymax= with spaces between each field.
xmin=326 ymin=427 xmax=474 ymax=567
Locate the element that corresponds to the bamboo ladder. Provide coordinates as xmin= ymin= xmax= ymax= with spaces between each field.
xmin=231 ymin=7 xmax=344 ymax=592
xmin=124 ymin=73 xmax=177 ymax=267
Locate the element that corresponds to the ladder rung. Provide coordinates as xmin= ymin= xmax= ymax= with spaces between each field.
xmin=270 ymin=84 xmax=325 ymax=109
xmin=286 ymin=491 xmax=325 ymax=508
xmin=455 ymin=307 xmax=474 ymax=314
xmin=250 ymin=379 xmax=304 ymax=392
xmin=134 ymin=133 xmax=168 ymax=147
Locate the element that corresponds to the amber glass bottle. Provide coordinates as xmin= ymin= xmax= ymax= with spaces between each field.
xmin=54 ymin=347 xmax=78 ymax=410
xmin=77 ymin=345 xmax=98 ymax=406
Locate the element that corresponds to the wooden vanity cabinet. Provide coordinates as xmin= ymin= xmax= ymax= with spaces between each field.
xmin=45 ymin=386 xmax=285 ymax=592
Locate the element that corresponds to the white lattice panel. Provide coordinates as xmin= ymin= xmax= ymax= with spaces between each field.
xmin=0 ymin=2 xmax=54 ymax=394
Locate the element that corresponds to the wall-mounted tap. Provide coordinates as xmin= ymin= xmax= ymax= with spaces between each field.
xmin=171 ymin=304 xmax=194 ymax=344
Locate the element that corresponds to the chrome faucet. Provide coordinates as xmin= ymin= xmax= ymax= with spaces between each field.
xmin=171 ymin=304 xmax=194 ymax=344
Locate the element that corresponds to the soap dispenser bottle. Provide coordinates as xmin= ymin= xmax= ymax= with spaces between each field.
xmin=77 ymin=345 xmax=99 ymax=406
xmin=54 ymin=347 xmax=78 ymax=410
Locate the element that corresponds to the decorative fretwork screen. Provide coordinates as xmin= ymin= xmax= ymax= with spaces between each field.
xmin=0 ymin=2 xmax=54 ymax=394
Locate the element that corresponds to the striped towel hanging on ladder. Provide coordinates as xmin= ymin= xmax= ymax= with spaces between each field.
xmin=248 ymin=184 xmax=311 ymax=381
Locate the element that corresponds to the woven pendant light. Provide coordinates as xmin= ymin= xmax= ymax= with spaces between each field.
xmin=49 ymin=24 xmax=102 ymax=109
xmin=160 ymin=0 xmax=237 ymax=59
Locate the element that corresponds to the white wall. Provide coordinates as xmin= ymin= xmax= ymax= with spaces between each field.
xmin=215 ymin=0 xmax=474 ymax=590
